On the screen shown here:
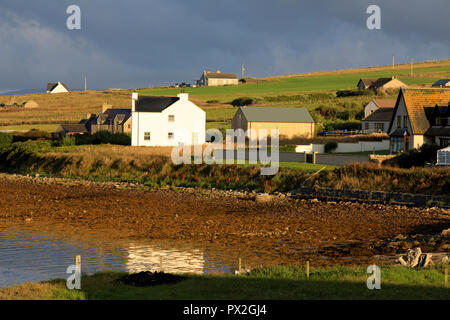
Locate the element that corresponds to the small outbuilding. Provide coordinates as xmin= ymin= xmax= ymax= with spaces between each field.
xmin=231 ymin=107 xmax=315 ymax=139
xmin=54 ymin=124 xmax=88 ymax=137
xmin=199 ymin=70 xmax=239 ymax=87
xmin=431 ymin=79 xmax=450 ymax=88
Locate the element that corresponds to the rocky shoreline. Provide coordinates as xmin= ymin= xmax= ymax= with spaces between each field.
xmin=0 ymin=172 xmax=448 ymax=268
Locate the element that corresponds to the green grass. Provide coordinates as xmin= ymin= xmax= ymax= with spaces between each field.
xmin=137 ymin=62 xmax=450 ymax=102
xmin=2 ymin=264 xmax=449 ymax=300
xmin=331 ymin=150 xmax=390 ymax=156
xmin=278 ymin=162 xmax=339 ymax=172
xmin=0 ymin=123 xmax=59 ymax=132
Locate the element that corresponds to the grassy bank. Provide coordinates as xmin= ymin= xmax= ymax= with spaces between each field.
xmin=0 ymin=141 xmax=448 ymax=195
xmin=1 ymin=264 xmax=449 ymax=300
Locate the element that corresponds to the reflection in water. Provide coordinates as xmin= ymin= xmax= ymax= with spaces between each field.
xmin=126 ymin=244 xmax=205 ymax=275
xmin=0 ymin=222 xmax=233 ymax=288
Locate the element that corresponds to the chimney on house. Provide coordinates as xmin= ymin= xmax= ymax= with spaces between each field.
xmin=132 ymin=92 xmax=138 ymax=112
xmin=177 ymin=93 xmax=189 ymax=101
xmin=102 ymin=102 xmax=111 ymax=113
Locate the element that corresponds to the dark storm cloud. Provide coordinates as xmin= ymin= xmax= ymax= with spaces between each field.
xmin=0 ymin=0 xmax=449 ymax=91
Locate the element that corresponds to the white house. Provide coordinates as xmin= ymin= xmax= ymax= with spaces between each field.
xmin=131 ymin=93 xmax=205 ymax=146
xmin=46 ymin=82 xmax=70 ymax=93
xmin=361 ymin=99 xmax=396 ymax=133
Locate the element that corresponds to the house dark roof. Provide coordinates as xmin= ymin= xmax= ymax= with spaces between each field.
xmin=101 ymin=108 xmax=131 ymax=124
xmin=424 ymin=126 xmax=450 ymax=137
xmin=370 ymin=78 xmax=394 ymax=89
xmin=205 ymin=72 xmax=238 ymax=79
xmin=359 ymin=79 xmax=377 ymax=88
xmin=47 ymin=83 xmax=57 ymax=91
xmin=390 ymin=128 xmax=410 ymax=137
xmin=362 ymin=107 xmax=394 ymax=122
xmin=432 ymin=79 xmax=450 ymax=87
xmin=239 ymin=107 xmax=314 ymax=123
xmin=359 ymin=78 xmax=405 ymax=90
xmin=47 ymin=82 xmax=70 ymax=92
xmin=58 ymin=124 xmax=88 ymax=134
xmin=135 ymin=96 xmax=179 ymax=112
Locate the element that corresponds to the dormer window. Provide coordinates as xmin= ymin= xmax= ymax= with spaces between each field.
xmin=168 ymin=115 xmax=175 ymax=122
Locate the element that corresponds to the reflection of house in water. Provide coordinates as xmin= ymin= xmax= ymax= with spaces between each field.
xmin=126 ymin=244 xmax=206 ymax=275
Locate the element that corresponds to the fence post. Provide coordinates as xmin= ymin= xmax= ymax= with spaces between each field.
xmin=76 ymin=255 xmax=81 ymax=274
xmin=445 ymin=268 xmax=448 ymax=288
xmin=306 ymin=261 xmax=310 ymax=280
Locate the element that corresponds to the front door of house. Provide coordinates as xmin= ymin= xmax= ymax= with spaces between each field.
xmin=404 ymin=135 xmax=410 ymax=152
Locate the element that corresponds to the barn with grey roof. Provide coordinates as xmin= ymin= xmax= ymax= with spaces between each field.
xmin=232 ymin=107 xmax=315 ymax=139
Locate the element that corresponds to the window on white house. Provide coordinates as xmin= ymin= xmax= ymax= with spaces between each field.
xmin=403 ymin=116 xmax=408 ymax=128
xmin=375 ymin=123 xmax=384 ymax=131
xmin=168 ymin=132 xmax=174 ymax=140
xmin=168 ymin=115 xmax=175 ymax=122
xmin=144 ymin=132 xmax=151 ymax=141
xmin=397 ymin=116 xmax=401 ymax=128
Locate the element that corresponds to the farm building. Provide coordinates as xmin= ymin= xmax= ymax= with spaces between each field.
xmin=231 ymin=107 xmax=315 ymax=139
xmin=54 ymin=124 xmax=88 ymax=137
xmin=46 ymin=82 xmax=70 ymax=94
xmin=431 ymin=79 xmax=450 ymax=88
xmin=437 ymin=146 xmax=450 ymax=165
xmin=357 ymin=77 xmax=407 ymax=91
xmin=23 ymin=100 xmax=39 ymax=108
xmin=388 ymin=88 xmax=450 ymax=153
xmin=131 ymin=93 xmax=205 ymax=147
xmin=81 ymin=103 xmax=132 ymax=134
xmin=362 ymin=99 xmax=396 ymax=133
xmin=199 ymin=70 xmax=239 ymax=87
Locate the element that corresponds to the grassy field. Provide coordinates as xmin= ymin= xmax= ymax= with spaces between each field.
xmin=1 ymin=59 xmax=449 ymax=132
xmin=1 ymin=264 xmax=449 ymax=300
xmin=137 ymin=60 xmax=450 ymax=101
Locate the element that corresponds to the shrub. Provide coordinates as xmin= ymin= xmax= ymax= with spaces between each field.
xmin=385 ymin=143 xmax=441 ymax=168
xmin=336 ymin=111 xmax=350 ymax=121
xmin=0 ymin=132 xmax=13 ymax=147
xmin=336 ymin=90 xmax=375 ymax=98
xmin=60 ymin=135 xmax=76 ymax=146
xmin=324 ymin=141 xmax=338 ymax=153
xmin=315 ymin=105 xmax=337 ymax=118
xmin=74 ymin=131 xmax=131 ymax=146
xmin=355 ymin=110 xmax=365 ymax=120
xmin=231 ymin=97 xmax=256 ymax=107
xmin=13 ymin=129 xmax=52 ymax=142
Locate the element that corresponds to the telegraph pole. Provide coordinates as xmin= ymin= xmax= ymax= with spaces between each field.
xmin=84 ymin=75 xmax=87 ymax=91
xmin=241 ymin=62 xmax=245 ymax=80
xmin=392 ymin=55 xmax=395 ymax=69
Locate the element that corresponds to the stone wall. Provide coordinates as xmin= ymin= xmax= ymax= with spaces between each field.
xmin=291 ymin=186 xmax=450 ymax=207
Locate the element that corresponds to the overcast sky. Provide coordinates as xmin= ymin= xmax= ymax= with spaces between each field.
xmin=0 ymin=0 xmax=449 ymax=91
